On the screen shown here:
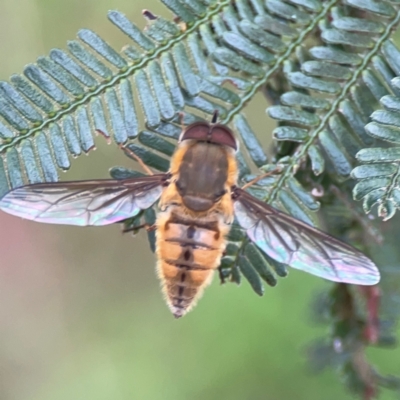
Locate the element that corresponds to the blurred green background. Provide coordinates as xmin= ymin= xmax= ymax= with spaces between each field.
xmin=0 ymin=1 xmax=399 ymax=399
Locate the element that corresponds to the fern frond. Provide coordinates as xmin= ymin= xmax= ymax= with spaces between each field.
xmin=0 ymin=2 xmax=231 ymax=188
xmin=267 ymin=3 xmax=399 ymax=182
xmin=352 ymin=51 xmax=400 ymax=220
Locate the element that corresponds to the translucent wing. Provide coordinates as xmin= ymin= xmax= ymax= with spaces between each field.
xmin=233 ymin=188 xmax=380 ymax=285
xmin=0 ymin=174 xmax=167 ymax=226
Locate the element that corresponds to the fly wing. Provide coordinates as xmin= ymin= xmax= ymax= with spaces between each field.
xmin=0 ymin=174 xmax=167 ymax=226
xmin=233 ymin=187 xmax=380 ymax=285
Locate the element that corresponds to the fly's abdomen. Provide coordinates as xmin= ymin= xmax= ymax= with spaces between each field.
xmin=156 ymin=209 xmax=229 ymax=318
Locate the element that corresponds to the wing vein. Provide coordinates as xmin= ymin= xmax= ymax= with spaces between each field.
xmin=0 ymin=175 xmax=167 ymax=226
xmin=233 ymin=187 xmax=380 ymax=285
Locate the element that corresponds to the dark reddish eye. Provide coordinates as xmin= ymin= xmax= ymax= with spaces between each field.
xmin=210 ymin=126 xmax=237 ymax=150
xmin=180 ymin=123 xmax=210 ymax=142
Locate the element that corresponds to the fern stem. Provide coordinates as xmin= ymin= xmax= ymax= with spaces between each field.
xmin=266 ymin=9 xmax=400 ymax=205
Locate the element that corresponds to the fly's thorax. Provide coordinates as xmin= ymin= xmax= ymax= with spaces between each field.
xmin=176 ymin=142 xmax=227 ymax=212
xmin=167 ymin=140 xmax=238 ymax=213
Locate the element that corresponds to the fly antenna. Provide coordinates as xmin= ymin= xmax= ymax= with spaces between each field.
xmin=211 ymin=110 xmax=219 ymax=124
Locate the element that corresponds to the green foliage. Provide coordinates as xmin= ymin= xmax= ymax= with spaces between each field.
xmin=352 ymin=63 xmax=400 ymax=221
xmin=1 ymin=0 xmax=400 ymax=397
xmin=309 ymin=198 xmax=400 ymax=398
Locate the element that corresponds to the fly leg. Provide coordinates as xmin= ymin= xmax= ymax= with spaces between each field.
xmin=122 ymin=223 xmax=157 ymax=234
xmin=120 ymin=208 xmax=157 ymax=236
xmin=218 ymin=250 xmax=229 ymax=284
xmin=240 ymin=166 xmax=282 ymax=190
xmin=122 ymin=222 xmax=157 ymax=253
xmin=119 ymin=145 xmax=154 ymax=176
xmin=95 ymin=128 xmax=153 ymax=175
xmin=218 ymin=267 xmax=228 ymax=285
xmin=120 ymin=145 xmax=154 ymax=176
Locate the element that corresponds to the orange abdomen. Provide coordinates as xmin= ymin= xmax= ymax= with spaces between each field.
xmin=156 ymin=208 xmax=230 ymax=318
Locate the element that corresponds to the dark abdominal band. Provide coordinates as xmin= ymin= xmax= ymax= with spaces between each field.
xmin=164 ymin=212 xmax=221 ymax=308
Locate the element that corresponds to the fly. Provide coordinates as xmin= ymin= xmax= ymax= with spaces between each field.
xmin=0 ymin=112 xmax=380 ymax=318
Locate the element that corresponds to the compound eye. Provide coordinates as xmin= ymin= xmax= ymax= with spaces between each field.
xmin=180 ymin=123 xmax=209 ymax=143
xmin=210 ymin=126 xmax=237 ymax=150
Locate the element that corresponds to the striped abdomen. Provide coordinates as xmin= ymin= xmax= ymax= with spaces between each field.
xmin=156 ymin=208 xmax=230 ymax=318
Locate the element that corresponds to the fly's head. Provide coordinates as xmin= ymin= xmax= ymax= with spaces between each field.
xmin=179 ymin=121 xmax=238 ymax=151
